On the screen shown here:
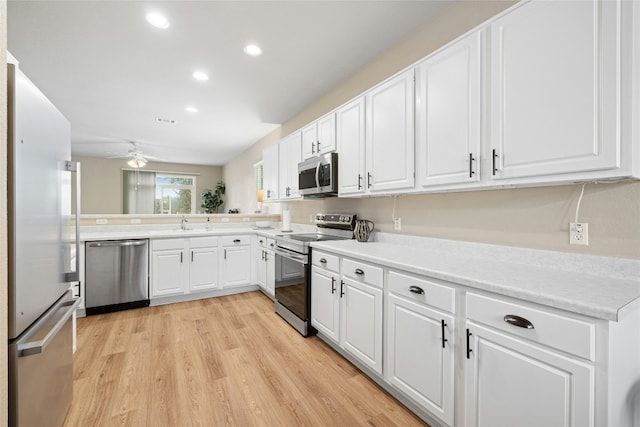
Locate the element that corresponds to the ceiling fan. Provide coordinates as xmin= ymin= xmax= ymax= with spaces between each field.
xmin=107 ymin=141 xmax=163 ymax=168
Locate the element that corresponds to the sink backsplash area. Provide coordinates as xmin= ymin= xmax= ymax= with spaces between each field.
xmin=79 ymin=213 xmax=281 ymax=228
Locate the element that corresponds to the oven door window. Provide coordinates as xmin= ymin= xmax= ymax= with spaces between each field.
xmin=275 ymin=256 xmax=308 ymax=321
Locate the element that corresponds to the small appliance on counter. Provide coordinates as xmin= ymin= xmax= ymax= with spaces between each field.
xmin=273 ymin=213 xmax=356 ymax=336
xmin=354 ymin=219 xmax=375 ymax=242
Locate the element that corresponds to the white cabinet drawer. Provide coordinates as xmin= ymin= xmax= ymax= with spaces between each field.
xmin=190 ymin=236 xmax=218 ymax=249
xmin=388 ymin=271 xmax=455 ymax=313
xmin=342 ymin=258 xmax=383 ymax=288
xmin=312 ymin=251 xmax=340 ymax=273
xmin=466 ymin=293 xmax=595 ymax=361
xmin=220 ymin=235 xmax=251 ymax=246
xmin=152 ymin=238 xmax=185 ymax=251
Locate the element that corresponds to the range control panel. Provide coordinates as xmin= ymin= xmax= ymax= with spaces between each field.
xmin=315 ymin=213 xmax=356 ymax=229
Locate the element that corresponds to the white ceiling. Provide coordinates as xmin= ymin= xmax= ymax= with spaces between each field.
xmin=8 ymin=1 xmax=452 ymax=166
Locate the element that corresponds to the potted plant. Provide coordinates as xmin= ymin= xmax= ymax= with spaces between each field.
xmin=201 ymin=181 xmax=226 ymax=213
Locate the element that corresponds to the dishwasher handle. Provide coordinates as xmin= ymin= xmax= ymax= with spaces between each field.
xmin=17 ymin=297 xmax=81 ymax=357
xmin=88 ymin=240 xmax=148 ymax=248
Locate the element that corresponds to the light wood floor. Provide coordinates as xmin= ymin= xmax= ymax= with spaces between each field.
xmin=64 ymin=291 xmax=428 ymax=427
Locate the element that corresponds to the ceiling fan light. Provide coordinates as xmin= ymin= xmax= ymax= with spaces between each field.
xmin=128 ymin=158 xmax=147 ymax=168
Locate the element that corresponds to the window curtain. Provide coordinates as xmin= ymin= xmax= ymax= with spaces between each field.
xmin=123 ymin=170 xmax=156 ymax=214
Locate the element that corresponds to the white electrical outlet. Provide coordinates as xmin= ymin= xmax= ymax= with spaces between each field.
xmin=242 ymin=217 xmax=250 ymax=222
xmin=393 ymin=217 xmax=402 ymax=231
xmin=130 ymin=218 xmax=141 ymax=224
xmin=569 ymin=222 xmax=589 ymax=245
xmin=96 ymin=219 xmax=108 ymax=225
xmin=221 ymin=217 xmax=230 ymax=223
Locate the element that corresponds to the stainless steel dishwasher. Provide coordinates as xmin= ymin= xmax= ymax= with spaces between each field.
xmin=85 ymin=239 xmax=149 ymax=315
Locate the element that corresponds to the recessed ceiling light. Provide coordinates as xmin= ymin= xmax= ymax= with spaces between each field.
xmin=192 ymin=71 xmax=209 ymax=81
xmin=186 ymin=106 xmax=198 ymax=113
xmin=243 ymin=44 xmax=263 ymax=57
xmin=146 ymin=13 xmax=169 ymax=29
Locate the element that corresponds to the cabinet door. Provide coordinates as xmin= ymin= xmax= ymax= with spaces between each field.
xmin=256 ymin=248 xmax=266 ymax=290
xmin=465 ymin=322 xmax=594 ymax=427
xmin=222 ymin=245 xmax=252 ymax=288
xmin=386 ymin=294 xmax=454 ymax=426
xmin=366 ymin=69 xmax=415 ymax=192
xmin=279 ymin=132 xmax=302 ymax=199
xmin=189 ymin=247 xmax=218 ymax=292
xmin=301 ymin=122 xmax=317 ymax=160
xmin=151 ymin=249 xmax=186 ymax=297
xmin=311 ymin=267 xmax=340 ymax=342
xmin=263 ymin=144 xmax=279 ymax=201
xmin=340 ymin=277 xmax=383 ymax=375
xmin=317 ymin=112 xmax=336 ymax=154
xmin=337 ymin=97 xmax=366 ymax=195
xmin=265 ymin=250 xmax=275 ymax=298
xmin=490 ymin=0 xmax=619 ymax=180
xmin=416 ymin=31 xmax=481 ymax=188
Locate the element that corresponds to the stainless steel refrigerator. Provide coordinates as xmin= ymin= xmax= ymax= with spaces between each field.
xmin=7 ymin=60 xmax=81 ymax=426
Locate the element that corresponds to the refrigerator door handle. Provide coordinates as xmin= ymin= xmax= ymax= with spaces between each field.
xmin=17 ymin=297 xmax=81 ymax=357
xmin=63 ymin=161 xmax=80 ymax=283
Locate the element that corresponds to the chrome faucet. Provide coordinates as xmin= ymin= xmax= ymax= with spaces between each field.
xmin=181 ymin=216 xmax=189 ymax=231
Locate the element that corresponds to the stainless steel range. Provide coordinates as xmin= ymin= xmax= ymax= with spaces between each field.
xmin=274 ymin=213 xmax=356 ymax=336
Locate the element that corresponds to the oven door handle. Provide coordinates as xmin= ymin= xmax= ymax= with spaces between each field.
xmin=274 ymin=246 xmax=309 ymax=265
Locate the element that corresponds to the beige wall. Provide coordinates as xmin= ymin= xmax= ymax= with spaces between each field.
xmin=1 ymin=0 xmax=8 ymax=423
xmin=73 ymin=156 xmax=223 ymax=214
xmin=223 ymin=0 xmax=640 ymax=260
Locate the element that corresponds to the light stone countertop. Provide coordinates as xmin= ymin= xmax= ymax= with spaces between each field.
xmin=80 ymin=223 xmax=314 ymax=242
xmin=310 ymin=238 xmax=640 ymax=322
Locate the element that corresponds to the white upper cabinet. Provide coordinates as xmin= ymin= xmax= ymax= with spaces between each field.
xmin=262 ymin=144 xmax=279 ymax=201
xmin=489 ymin=0 xmax=620 ymax=180
xmin=337 ymin=96 xmax=366 ymax=196
xmin=278 ymin=131 xmax=302 ymax=200
xmin=302 ymin=112 xmax=336 ymax=160
xmin=365 ymin=69 xmax=415 ymax=193
xmin=416 ymin=31 xmax=482 ymax=188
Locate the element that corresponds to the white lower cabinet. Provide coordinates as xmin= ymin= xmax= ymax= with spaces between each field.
xmin=340 ymin=276 xmax=383 ymax=375
xmin=256 ymin=237 xmax=275 ymax=298
xmin=311 ymin=266 xmax=340 ymax=341
xmin=465 ymin=322 xmax=593 ymax=427
xmin=465 ymin=292 xmax=595 ymax=427
xmin=311 ymin=252 xmax=384 ymax=375
xmin=386 ymin=274 xmax=455 ymax=426
xmin=151 ymin=241 xmax=187 ymax=297
xmin=151 ymin=237 xmax=218 ymax=297
xmin=188 ymin=238 xmax=219 ymax=292
xmin=221 ymin=235 xmax=252 ymax=288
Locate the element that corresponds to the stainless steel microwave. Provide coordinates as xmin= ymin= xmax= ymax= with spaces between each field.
xmin=298 ymin=152 xmax=338 ymax=198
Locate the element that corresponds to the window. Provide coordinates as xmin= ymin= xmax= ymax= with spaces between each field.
xmin=123 ymin=171 xmax=196 ymax=214
xmin=155 ymin=174 xmax=196 ymax=214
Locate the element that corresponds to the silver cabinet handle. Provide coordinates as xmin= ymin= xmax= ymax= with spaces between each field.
xmin=18 ymin=297 xmax=81 ymax=357
xmin=409 ymin=285 xmax=424 ymax=295
xmin=191 ymin=251 xmax=194 ymax=262
xmin=319 ymin=258 xmax=327 ymax=264
xmin=224 ymin=249 xmax=227 ymax=259
xmin=354 ymin=268 xmax=364 ymax=275
xmin=504 ymin=314 xmax=535 ymax=329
